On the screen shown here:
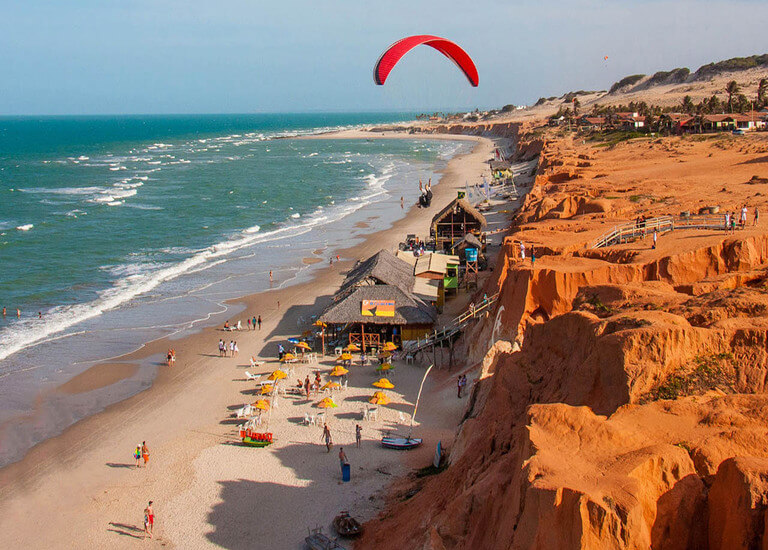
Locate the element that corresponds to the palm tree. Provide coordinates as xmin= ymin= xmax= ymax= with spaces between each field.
xmin=681 ymin=95 xmax=695 ymax=114
xmin=758 ymin=78 xmax=767 ymax=109
xmin=725 ymin=80 xmax=740 ymax=113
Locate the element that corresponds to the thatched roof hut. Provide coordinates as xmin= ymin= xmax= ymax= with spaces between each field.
xmin=430 ymin=198 xmax=487 ymax=251
xmin=319 ymin=285 xmax=436 ymax=326
xmin=336 ymin=249 xmax=415 ymax=301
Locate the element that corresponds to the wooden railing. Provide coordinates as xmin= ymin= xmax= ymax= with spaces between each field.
xmin=591 ymin=214 xmax=733 ymax=249
xmin=403 ymin=292 xmax=499 ymax=356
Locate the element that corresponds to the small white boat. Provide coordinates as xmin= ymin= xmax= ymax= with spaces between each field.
xmin=381 ymin=436 xmax=422 ymax=450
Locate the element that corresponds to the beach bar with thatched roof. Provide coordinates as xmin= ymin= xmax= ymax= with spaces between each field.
xmin=318 ymin=250 xmax=437 ymax=350
xmin=430 ymin=197 xmax=487 ymax=252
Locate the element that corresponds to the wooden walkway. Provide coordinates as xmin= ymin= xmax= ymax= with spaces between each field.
xmin=592 ymin=214 xmax=734 ymax=249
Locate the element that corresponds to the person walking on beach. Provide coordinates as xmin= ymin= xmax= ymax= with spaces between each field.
xmin=652 ymin=229 xmax=658 ymax=250
xmin=530 ymin=246 xmax=536 ymax=267
xmin=754 ymin=207 xmax=760 ymax=226
xmin=724 ymin=212 xmax=730 ymax=232
xmin=257 ymin=315 xmax=262 ymax=330
xmin=731 ymin=212 xmax=737 ymax=234
xmin=233 ymin=341 xmax=239 ymax=357
xmin=519 ymin=242 xmax=525 ymax=261
xmin=400 ymin=196 xmax=404 ymax=209
xmin=339 ymin=447 xmax=348 ymax=475
xmin=741 ymin=205 xmax=748 ymax=228
xmin=229 ymin=340 xmax=235 ymax=357
xmin=134 ymin=443 xmax=142 ymax=468
xmin=321 ymin=424 xmax=333 ymax=452
xmin=141 ymin=441 xmax=150 ymax=468
xmin=247 ymin=317 xmax=251 ymax=330
xmin=269 ymin=270 xmax=273 ymax=283
xmin=278 ymin=343 xmax=285 ymax=360
xmin=304 ymin=376 xmax=311 ymax=399
xmin=355 ymin=424 xmax=362 ymax=448
xmin=218 ymin=339 xmax=225 ymax=357
xmin=143 ymin=501 xmax=154 ymax=539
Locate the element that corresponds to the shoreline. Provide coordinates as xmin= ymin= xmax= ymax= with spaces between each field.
xmin=0 ymin=130 xmax=474 ymax=468
xmin=0 ymin=131 xmax=498 ymax=548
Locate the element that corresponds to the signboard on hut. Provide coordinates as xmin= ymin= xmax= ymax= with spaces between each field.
xmin=361 ymin=299 xmax=395 ymax=317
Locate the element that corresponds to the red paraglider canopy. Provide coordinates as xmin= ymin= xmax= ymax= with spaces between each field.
xmin=374 ymin=35 xmax=478 ymax=87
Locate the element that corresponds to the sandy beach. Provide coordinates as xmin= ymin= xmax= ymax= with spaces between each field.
xmin=0 ymin=131 xmax=500 ymax=548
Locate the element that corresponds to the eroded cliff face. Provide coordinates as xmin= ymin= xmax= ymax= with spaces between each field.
xmin=357 ymin=130 xmax=768 ymax=550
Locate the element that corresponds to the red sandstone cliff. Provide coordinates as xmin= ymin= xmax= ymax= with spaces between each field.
xmin=357 ymin=129 xmax=768 ymax=549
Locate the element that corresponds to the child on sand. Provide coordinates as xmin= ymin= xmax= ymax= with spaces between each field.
xmin=134 ymin=444 xmax=142 ymax=468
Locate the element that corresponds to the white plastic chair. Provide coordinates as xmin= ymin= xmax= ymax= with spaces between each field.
xmin=368 ymin=407 xmax=378 ymax=421
xmin=244 ymin=371 xmax=259 ymax=381
xmin=405 ymin=354 xmax=414 ymax=365
xmin=303 ymin=412 xmax=311 ymax=425
xmin=316 ymin=411 xmax=326 ymax=425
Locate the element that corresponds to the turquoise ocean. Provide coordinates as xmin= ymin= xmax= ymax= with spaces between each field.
xmin=0 ymin=113 xmax=471 ymax=465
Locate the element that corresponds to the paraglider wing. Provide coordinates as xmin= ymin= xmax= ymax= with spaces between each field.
xmin=374 ymin=35 xmax=478 ymax=87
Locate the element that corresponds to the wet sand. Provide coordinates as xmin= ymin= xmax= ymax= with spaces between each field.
xmin=57 ymin=362 xmax=139 ymax=395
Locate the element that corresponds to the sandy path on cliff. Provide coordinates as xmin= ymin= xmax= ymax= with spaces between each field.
xmin=0 ymin=133 xmax=496 ymax=549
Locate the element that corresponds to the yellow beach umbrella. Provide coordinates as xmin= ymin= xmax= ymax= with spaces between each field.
xmin=268 ymin=369 xmax=287 ymax=381
xmin=281 ymin=353 xmax=296 ymax=362
xmin=376 ymin=363 xmax=394 ymax=372
xmin=296 ymin=342 xmax=312 ymax=350
xmin=322 ymin=381 xmax=342 ymax=391
xmin=383 ymin=342 xmax=397 ymax=351
xmin=313 ymin=320 xmax=327 ymax=327
xmin=343 ymin=343 xmax=360 ymax=352
xmin=252 ymin=399 xmax=270 ymax=410
xmin=330 ymin=366 xmax=349 ymax=377
xmin=369 ymin=391 xmax=390 ymax=405
xmin=261 ymin=384 xmax=273 ymax=395
xmin=372 ymin=378 xmax=395 ymax=389
xmin=339 ymin=352 xmax=353 ymax=361
xmin=377 ymin=350 xmax=392 ymax=358
xmin=317 ymin=397 xmax=338 ymax=408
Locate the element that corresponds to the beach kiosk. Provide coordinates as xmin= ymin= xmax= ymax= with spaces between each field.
xmin=430 ymin=198 xmax=487 ymax=252
xmin=489 ymin=160 xmax=513 ymax=180
xmin=319 ymin=249 xmax=437 ymax=350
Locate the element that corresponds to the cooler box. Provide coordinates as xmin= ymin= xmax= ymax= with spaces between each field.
xmin=342 ymin=463 xmax=351 ymax=482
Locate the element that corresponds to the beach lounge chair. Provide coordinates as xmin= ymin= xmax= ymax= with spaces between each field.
xmin=244 ymin=371 xmax=260 ymax=381
xmin=236 ymin=404 xmax=254 ymax=418
xmin=249 ymin=357 xmax=263 ymax=368
xmin=303 ymin=413 xmax=312 ymax=425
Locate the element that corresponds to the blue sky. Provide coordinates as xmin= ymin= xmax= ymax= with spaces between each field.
xmin=1 ymin=0 xmax=767 ymax=115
